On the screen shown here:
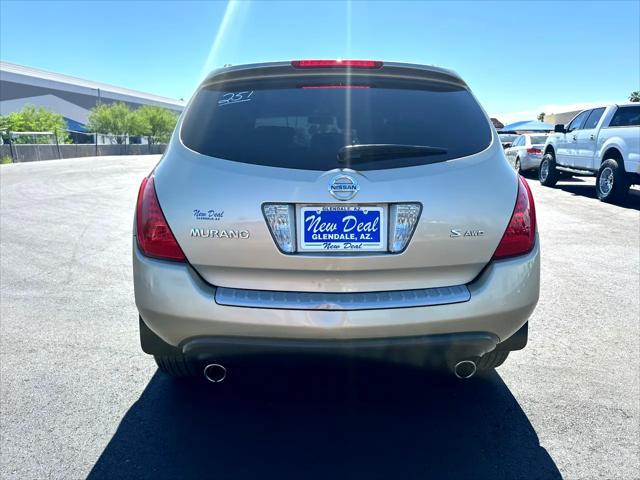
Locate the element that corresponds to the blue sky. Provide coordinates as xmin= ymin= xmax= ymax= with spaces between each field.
xmin=1 ymin=0 xmax=639 ymax=122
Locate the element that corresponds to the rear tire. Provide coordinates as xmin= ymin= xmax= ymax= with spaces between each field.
xmin=476 ymin=351 xmax=509 ymax=371
xmin=154 ymin=354 xmax=197 ymax=378
xmin=514 ymin=157 xmax=522 ymax=174
xmin=539 ymin=153 xmax=558 ymax=187
xmin=596 ymin=158 xmax=630 ymax=203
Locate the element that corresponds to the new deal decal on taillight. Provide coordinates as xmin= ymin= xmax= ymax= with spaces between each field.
xmin=291 ymin=59 xmax=383 ymax=69
xmin=492 ymin=176 xmax=537 ymax=260
xmin=136 ymin=176 xmax=186 ymax=262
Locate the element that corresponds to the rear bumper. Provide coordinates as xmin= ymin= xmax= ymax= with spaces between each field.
xmin=521 ymin=153 xmax=542 ymax=170
xmin=181 ymin=331 xmax=499 ymax=368
xmin=141 ymin=316 xmax=527 ymax=368
xmin=133 ymin=236 xmax=540 ymax=349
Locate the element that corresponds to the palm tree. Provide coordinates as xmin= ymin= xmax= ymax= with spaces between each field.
xmin=630 ymin=91 xmax=640 ymax=103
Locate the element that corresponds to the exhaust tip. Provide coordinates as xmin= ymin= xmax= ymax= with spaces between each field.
xmin=454 ymin=360 xmax=477 ymax=379
xmin=203 ymin=363 xmax=227 ymax=383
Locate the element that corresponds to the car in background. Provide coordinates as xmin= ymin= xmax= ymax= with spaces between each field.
xmin=540 ymin=104 xmax=640 ymax=202
xmin=504 ymin=133 xmax=549 ymax=173
xmin=133 ymin=60 xmax=539 ymax=383
xmin=498 ymin=132 xmax=518 ymax=149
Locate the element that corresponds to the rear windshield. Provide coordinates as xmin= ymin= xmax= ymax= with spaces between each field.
xmin=180 ymin=77 xmax=492 ymax=171
xmin=499 ymin=134 xmax=517 ymax=142
xmin=530 ymin=135 xmax=548 ymax=145
xmin=609 ymin=106 xmax=640 ymax=127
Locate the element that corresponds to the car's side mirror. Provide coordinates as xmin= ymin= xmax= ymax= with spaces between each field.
xmin=503 ymin=143 xmax=512 ymax=149
xmin=554 ymin=124 xmax=566 ymax=133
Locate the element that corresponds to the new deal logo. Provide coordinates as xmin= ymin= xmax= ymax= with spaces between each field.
xmin=328 ymin=175 xmax=359 ymax=201
xmin=193 ymin=209 xmax=224 ymax=221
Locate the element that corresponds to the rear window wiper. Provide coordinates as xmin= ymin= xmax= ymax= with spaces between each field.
xmin=337 ymin=144 xmax=448 ymax=163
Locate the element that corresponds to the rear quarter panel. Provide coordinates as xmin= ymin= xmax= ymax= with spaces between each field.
xmin=597 ymin=127 xmax=640 ymax=173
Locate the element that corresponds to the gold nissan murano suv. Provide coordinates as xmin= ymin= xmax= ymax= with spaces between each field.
xmin=133 ymin=60 xmax=539 ymax=382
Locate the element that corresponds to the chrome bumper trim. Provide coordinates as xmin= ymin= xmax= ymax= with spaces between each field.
xmin=215 ymin=285 xmax=470 ymax=311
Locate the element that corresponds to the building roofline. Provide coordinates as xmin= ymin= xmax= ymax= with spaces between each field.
xmin=0 ymin=60 xmax=186 ymax=108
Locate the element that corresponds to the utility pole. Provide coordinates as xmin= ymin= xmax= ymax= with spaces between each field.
xmin=54 ymin=129 xmax=61 ymax=159
xmin=95 ymin=88 xmax=101 ymax=156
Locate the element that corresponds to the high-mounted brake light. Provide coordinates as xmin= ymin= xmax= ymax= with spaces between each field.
xmin=291 ymin=59 xmax=383 ymax=69
xmin=136 ymin=176 xmax=186 ymax=262
xmin=301 ymin=85 xmax=371 ymax=89
xmin=492 ymin=176 xmax=536 ymax=260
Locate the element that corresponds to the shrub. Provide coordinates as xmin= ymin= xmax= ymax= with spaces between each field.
xmin=0 ymin=106 xmax=69 ymax=143
xmin=86 ymin=102 xmax=178 ymax=144
xmin=86 ymin=102 xmax=144 ymax=144
xmin=133 ymin=105 xmax=178 ymax=144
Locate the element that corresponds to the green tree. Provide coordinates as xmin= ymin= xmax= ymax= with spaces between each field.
xmin=0 ymin=105 xmax=69 ymax=143
xmin=133 ymin=105 xmax=178 ymax=144
xmin=629 ymin=91 xmax=640 ymax=103
xmin=86 ymin=102 xmax=139 ymax=144
xmin=0 ymin=115 xmax=10 ymax=143
xmin=537 ymin=112 xmax=546 ymax=122
xmin=0 ymin=115 xmax=10 ymax=132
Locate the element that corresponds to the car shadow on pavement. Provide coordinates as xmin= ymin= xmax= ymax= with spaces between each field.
xmin=556 ymin=182 xmax=640 ymax=211
xmin=88 ymin=362 xmax=561 ymax=480
xmin=557 ymin=176 xmax=585 ymax=183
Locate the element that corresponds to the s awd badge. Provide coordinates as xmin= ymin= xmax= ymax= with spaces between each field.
xmin=450 ymin=229 xmax=485 ymax=238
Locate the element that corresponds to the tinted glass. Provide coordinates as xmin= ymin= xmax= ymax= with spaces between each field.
xmin=499 ymin=134 xmax=518 ymax=143
xmin=514 ymin=136 xmax=525 ymax=146
xmin=567 ymin=111 xmax=590 ymax=132
xmin=530 ymin=135 xmax=548 ymax=145
xmin=583 ymin=108 xmax=605 ymax=130
xmin=181 ymin=78 xmax=492 ymax=171
xmin=609 ymin=106 xmax=640 ymax=127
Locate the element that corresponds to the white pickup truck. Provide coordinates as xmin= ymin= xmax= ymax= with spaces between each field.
xmin=539 ymin=104 xmax=640 ymax=202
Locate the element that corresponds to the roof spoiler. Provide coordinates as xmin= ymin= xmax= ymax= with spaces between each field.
xmin=201 ymin=61 xmax=468 ymax=89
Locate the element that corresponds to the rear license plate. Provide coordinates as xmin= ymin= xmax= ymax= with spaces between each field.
xmin=299 ymin=205 xmax=386 ymax=252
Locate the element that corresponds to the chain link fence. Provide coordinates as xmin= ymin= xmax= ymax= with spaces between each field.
xmin=0 ymin=129 xmax=167 ymax=163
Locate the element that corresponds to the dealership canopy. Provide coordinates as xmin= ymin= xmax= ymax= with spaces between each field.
xmin=499 ymin=120 xmax=554 ymax=132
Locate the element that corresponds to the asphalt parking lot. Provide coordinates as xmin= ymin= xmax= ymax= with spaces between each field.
xmin=1 ymin=155 xmax=639 ymax=480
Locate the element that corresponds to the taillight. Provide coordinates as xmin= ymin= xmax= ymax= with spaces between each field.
xmin=388 ymin=203 xmax=422 ymax=253
xmin=492 ymin=176 xmax=536 ymax=260
xmin=527 ymin=148 xmax=541 ymax=154
xmin=291 ymin=59 xmax=383 ymax=69
xmin=136 ymin=176 xmax=186 ymax=262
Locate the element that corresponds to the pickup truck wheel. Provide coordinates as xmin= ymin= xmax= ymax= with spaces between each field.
xmin=476 ymin=351 xmax=509 ymax=371
xmin=154 ymin=354 xmax=197 ymax=377
xmin=539 ymin=154 xmax=558 ymax=186
xmin=597 ymin=159 xmax=630 ymax=203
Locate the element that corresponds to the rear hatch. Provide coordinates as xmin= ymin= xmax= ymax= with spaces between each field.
xmin=154 ymin=61 xmax=517 ymax=292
